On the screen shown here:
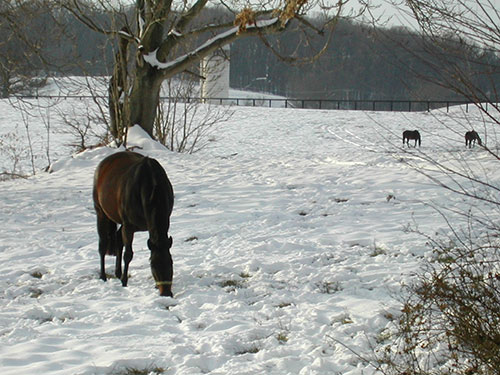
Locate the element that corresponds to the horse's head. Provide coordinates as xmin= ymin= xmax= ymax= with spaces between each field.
xmin=148 ymin=236 xmax=173 ymax=297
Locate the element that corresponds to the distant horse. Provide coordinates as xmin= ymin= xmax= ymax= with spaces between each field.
xmin=465 ymin=130 xmax=482 ymax=148
xmin=403 ymin=130 xmax=421 ymax=147
xmin=93 ymin=151 xmax=174 ymax=297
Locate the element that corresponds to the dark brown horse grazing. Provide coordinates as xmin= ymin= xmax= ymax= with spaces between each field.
xmin=93 ymin=151 xmax=174 ymax=297
xmin=403 ymin=130 xmax=421 ymax=147
xmin=465 ymin=130 xmax=482 ymax=148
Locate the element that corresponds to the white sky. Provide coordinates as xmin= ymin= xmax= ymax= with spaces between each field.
xmin=351 ymin=0 xmax=500 ymax=29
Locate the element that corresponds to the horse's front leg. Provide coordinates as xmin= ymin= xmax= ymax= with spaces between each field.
xmin=114 ymin=226 xmax=124 ymax=279
xmin=120 ymin=225 xmax=134 ymax=287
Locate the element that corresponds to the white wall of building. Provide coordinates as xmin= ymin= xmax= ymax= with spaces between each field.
xmin=200 ymin=45 xmax=230 ymax=103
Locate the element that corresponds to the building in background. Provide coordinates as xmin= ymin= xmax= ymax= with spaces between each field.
xmin=200 ymin=45 xmax=230 ymax=103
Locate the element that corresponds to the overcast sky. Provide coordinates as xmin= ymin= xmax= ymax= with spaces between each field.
xmin=351 ymin=0 xmax=500 ymax=26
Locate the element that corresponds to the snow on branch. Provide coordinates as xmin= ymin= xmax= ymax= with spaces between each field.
xmin=143 ymin=17 xmax=281 ymax=72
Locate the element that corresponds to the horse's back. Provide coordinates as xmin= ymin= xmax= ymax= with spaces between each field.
xmin=403 ymin=130 xmax=420 ymax=139
xmin=93 ymin=151 xmax=148 ymax=224
xmin=94 ymin=151 xmax=173 ymax=227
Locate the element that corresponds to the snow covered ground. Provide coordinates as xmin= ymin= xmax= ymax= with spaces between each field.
xmin=0 ymin=95 xmax=498 ymax=374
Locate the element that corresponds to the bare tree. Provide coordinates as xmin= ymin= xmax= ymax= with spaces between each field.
xmin=0 ymin=1 xmax=52 ymax=97
xmin=55 ymin=0 xmax=350 ymax=140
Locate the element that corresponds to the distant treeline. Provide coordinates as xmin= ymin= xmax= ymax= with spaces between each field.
xmin=2 ymin=6 xmax=499 ymax=100
xmin=230 ymin=18 xmax=500 ymax=101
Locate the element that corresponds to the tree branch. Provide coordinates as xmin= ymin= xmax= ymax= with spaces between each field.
xmin=146 ymin=17 xmax=287 ymax=78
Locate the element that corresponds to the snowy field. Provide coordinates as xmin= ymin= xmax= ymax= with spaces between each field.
xmin=0 ymin=93 xmax=499 ymax=374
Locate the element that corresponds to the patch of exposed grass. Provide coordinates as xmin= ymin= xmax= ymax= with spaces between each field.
xmin=386 ymin=194 xmax=396 ymax=202
xmin=277 ymin=332 xmax=289 ymax=344
xmin=218 ymin=279 xmax=246 ymax=290
xmin=30 ymin=271 xmax=44 ymax=279
xmin=334 ymin=197 xmax=349 ymax=203
xmin=370 ymin=247 xmax=387 ymax=257
xmin=317 ymin=281 xmax=342 ymax=294
xmin=235 ymin=346 xmax=260 ymax=355
xmin=29 ymin=288 xmax=44 ymax=298
xmin=331 ymin=313 xmax=353 ymax=325
xmin=110 ymin=365 xmax=166 ymax=375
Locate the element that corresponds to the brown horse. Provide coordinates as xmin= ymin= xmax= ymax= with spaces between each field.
xmin=93 ymin=151 xmax=174 ymax=297
xmin=465 ymin=130 xmax=482 ymax=148
xmin=403 ymin=130 xmax=421 ymax=147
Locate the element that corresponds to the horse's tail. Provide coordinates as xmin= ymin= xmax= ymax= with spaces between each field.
xmin=140 ymin=157 xmax=174 ymax=214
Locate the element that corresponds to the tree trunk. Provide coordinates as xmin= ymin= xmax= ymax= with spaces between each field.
xmin=108 ymin=28 xmax=130 ymax=141
xmin=128 ymin=64 xmax=162 ymax=137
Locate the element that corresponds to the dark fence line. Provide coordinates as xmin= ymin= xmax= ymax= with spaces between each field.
xmin=11 ymin=95 xmax=475 ymax=112
xmin=202 ymin=97 xmax=475 ymax=112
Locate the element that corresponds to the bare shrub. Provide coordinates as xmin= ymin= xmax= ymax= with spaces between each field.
xmin=377 ymin=225 xmax=500 ymax=375
xmin=154 ymin=78 xmax=233 ymax=154
xmin=56 ymin=98 xmax=111 ymax=153
xmin=0 ymin=131 xmax=30 ymax=180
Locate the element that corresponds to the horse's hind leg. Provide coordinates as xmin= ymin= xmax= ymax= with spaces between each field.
xmin=96 ymin=214 xmax=116 ymax=281
xmin=120 ymin=225 xmax=134 ymax=287
xmin=114 ymin=226 xmax=124 ymax=279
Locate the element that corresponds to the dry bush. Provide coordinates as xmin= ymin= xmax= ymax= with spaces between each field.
xmin=154 ymin=78 xmax=233 ymax=154
xmin=377 ymin=228 xmax=500 ymax=375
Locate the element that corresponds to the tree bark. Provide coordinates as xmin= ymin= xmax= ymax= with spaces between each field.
xmin=108 ymin=28 xmax=130 ymax=140
xmin=128 ymin=64 xmax=162 ymax=137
